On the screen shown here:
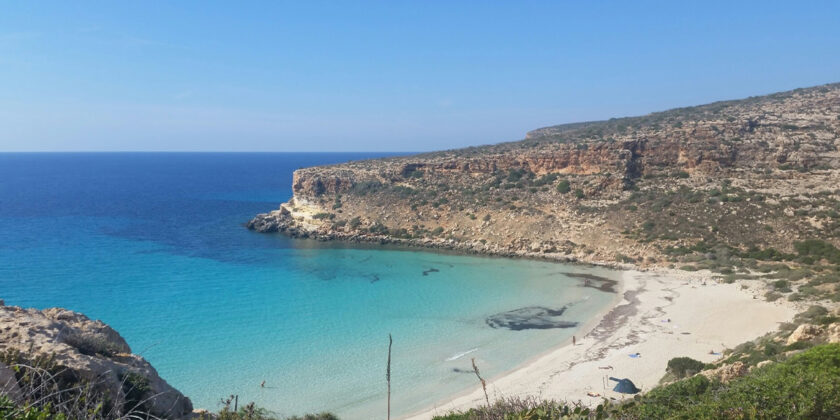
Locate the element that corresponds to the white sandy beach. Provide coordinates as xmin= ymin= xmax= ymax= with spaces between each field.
xmin=404 ymin=269 xmax=798 ymax=419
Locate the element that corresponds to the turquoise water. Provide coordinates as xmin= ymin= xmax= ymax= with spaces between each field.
xmin=0 ymin=153 xmax=618 ymax=418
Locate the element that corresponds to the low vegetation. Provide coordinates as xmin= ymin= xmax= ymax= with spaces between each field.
xmin=665 ymin=357 xmax=708 ymax=380
xmin=434 ymin=344 xmax=840 ymax=420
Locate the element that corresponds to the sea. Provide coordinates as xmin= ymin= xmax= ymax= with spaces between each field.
xmin=0 ymin=153 xmax=619 ymax=419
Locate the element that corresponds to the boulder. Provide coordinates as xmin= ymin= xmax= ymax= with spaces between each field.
xmin=756 ymin=360 xmax=774 ymax=369
xmin=786 ymin=324 xmax=824 ymax=346
xmin=0 ymin=305 xmax=192 ymax=419
xmin=749 ymin=360 xmax=774 ymax=372
xmin=700 ymin=361 xmax=748 ymax=383
xmin=827 ymin=323 xmax=840 ymax=344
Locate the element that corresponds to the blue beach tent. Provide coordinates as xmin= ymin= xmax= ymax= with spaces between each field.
xmin=609 ymin=377 xmax=641 ymax=394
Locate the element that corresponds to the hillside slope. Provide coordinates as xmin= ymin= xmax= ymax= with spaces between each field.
xmin=250 ymin=83 xmax=840 ymax=299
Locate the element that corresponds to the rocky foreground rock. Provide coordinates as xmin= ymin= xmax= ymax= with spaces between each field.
xmin=0 ymin=301 xmax=193 ymax=419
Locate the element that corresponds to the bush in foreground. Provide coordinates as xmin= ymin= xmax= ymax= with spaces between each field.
xmin=666 ymin=356 xmax=707 ymax=379
xmin=434 ymin=344 xmax=840 ymax=420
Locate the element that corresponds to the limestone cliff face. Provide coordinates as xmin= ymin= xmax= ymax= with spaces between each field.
xmin=250 ymin=83 xmax=840 ymax=268
xmin=0 ymin=302 xmax=193 ymax=419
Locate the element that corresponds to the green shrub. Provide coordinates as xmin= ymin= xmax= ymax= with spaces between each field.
xmin=350 ymin=180 xmax=382 ymax=195
xmin=506 ymin=168 xmax=527 ymax=182
xmin=63 ymin=332 xmax=123 ymax=357
xmin=216 ymin=402 xmax=278 ymax=420
xmin=533 ymin=173 xmax=559 ymax=186
xmin=286 ymin=414 xmax=339 ymax=420
xmin=765 ymin=291 xmax=782 ymax=302
xmin=556 ymin=180 xmax=571 ymax=194
xmin=625 ymin=345 xmax=840 ymax=419
xmin=740 ymin=246 xmax=792 ymax=261
xmin=0 ymin=396 xmax=66 ymax=420
xmin=772 ymin=279 xmax=792 ymax=293
xmin=788 ymin=293 xmax=804 ymax=301
xmin=121 ymin=372 xmax=152 ymax=413
xmin=367 ymin=223 xmax=389 ymax=235
xmin=629 ymin=375 xmax=715 ymax=418
xmin=432 ymin=396 xmax=596 ymax=420
xmin=795 ymin=239 xmax=840 ymax=264
xmin=667 ymin=357 xmax=707 ymax=379
xmin=795 ymin=305 xmax=829 ymax=323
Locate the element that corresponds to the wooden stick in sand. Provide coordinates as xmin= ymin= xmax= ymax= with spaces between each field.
xmin=471 ymin=357 xmax=490 ymax=407
xmin=387 ymin=333 xmax=393 ymax=420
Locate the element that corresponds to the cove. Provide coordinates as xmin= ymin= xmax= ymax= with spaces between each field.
xmin=0 ymin=153 xmax=619 ymax=418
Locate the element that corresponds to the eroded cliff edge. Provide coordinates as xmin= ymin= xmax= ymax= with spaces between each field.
xmin=249 ymin=83 xmax=840 ymax=273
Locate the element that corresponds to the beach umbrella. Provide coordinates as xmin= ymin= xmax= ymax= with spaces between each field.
xmin=609 ymin=377 xmax=641 ymax=394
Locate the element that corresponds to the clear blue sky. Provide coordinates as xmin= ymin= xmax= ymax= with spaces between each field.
xmin=2 ymin=1 xmax=839 ymax=152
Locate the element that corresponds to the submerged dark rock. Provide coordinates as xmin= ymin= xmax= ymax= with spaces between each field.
xmin=486 ymin=306 xmax=578 ymax=331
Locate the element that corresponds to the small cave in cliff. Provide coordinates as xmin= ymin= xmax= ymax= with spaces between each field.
xmin=485 ymin=306 xmax=578 ymax=331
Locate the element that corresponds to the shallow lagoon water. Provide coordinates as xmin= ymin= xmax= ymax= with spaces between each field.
xmin=0 ymin=153 xmax=618 ymax=418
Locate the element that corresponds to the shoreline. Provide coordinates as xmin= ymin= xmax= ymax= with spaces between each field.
xmin=402 ymin=268 xmax=799 ymax=420
xmin=247 ymin=201 xmax=645 ymax=272
xmin=247 ymin=212 xmax=640 ymax=272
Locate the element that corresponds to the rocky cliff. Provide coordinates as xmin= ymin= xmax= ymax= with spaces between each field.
xmin=0 ymin=301 xmax=193 ymax=419
xmin=250 ymin=83 xmax=840 ymax=300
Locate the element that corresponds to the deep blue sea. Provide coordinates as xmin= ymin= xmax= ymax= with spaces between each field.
xmin=0 ymin=153 xmax=618 ymax=419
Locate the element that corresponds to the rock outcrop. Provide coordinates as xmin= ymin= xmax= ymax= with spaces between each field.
xmin=0 ymin=303 xmax=193 ymax=419
xmin=786 ymin=324 xmax=825 ymax=346
xmin=785 ymin=322 xmax=840 ymax=345
xmin=828 ymin=324 xmax=840 ymax=344
xmin=700 ymin=361 xmax=749 ymax=384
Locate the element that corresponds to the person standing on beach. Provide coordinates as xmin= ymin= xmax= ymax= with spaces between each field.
xmin=573 ymin=335 xmax=576 ymax=346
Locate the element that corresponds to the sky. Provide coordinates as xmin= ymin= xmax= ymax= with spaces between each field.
xmin=1 ymin=1 xmax=839 ymax=152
